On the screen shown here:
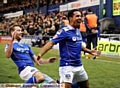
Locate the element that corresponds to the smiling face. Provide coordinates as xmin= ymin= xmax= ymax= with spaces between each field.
xmin=69 ymin=11 xmax=82 ymax=28
xmin=11 ymin=26 xmax=23 ymax=41
xmin=15 ymin=26 xmax=23 ymax=41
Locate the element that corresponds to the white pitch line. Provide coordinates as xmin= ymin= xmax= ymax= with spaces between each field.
xmin=92 ymin=59 xmax=120 ymax=64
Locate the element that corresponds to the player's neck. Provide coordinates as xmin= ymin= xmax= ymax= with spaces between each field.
xmin=69 ymin=23 xmax=79 ymax=29
xmin=69 ymin=23 xmax=75 ymax=29
xmin=13 ymin=39 xmax=19 ymax=42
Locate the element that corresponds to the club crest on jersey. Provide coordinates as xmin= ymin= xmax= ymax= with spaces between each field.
xmin=72 ymin=37 xmax=77 ymax=41
xmin=31 ymin=69 xmax=36 ymax=72
xmin=56 ymin=29 xmax=62 ymax=35
xmin=65 ymin=74 xmax=71 ymax=79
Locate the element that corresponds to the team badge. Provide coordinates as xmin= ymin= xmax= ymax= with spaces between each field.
xmin=31 ymin=69 xmax=35 ymax=72
xmin=72 ymin=37 xmax=76 ymax=41
xmin=65 ymin=74 xmax=71 ymax=79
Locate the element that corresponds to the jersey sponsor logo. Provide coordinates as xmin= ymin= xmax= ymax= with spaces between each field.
xmin=72 ymin=36 xmax=82 ymax=41
xmin=16 ymin=47 xmax=29 ymax=53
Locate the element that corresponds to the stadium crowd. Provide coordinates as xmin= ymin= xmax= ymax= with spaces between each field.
xmin=0 ymin=11 xmax=67 ymax=35
xmin=0 ymin=0 xmax=78 ymax=37
xmin=0 ymin=0 xmax=37 ymax=14
xmin=0 ymin=0 xmax=76 ymax=14
xmin=0 ymin=9 xmax=69 ymax=46
xmin=0 ymin=0 xmax=101 ymax=56
xmin=0 ymin=3 xmax=100 ymax=49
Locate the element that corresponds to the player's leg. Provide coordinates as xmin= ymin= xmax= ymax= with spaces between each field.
xmin=71 ymin=82 xmax=79 ymax=88
xmin=73 ymin=66 xmax=89 ymax=88
xmin=77 ymin=80 xmax=89 ymax=88
xmin=59 ymin=66 xmax=74 ymax=88
xmin=33 ymin=71 xmax=45 ymax=83
xmin=43 ymin=74 xmax=58 ymax=84
xmin=60 ymin=82 xmax=71 ymax=88
xmin=20 ymin=66 xmax=45 ymax=84
xmin=24 ymin=76 xmax=37 ymax=84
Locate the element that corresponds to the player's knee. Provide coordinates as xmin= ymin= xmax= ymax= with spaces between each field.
xmin=37 ymin=75 xmax=45 ymax=83
xmin=34 ymin=72 xmax=45 ymax=83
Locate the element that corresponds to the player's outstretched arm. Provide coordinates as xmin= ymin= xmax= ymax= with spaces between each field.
xmin=37 ymin=41 xmax=55 ymax=61
xmin=33 ymin=55 xmax=58 ymax=66
xmin=82 ymin=46 xmax=101 ymax=56
xmin=40 ymin=57 xmax=58 ymax=64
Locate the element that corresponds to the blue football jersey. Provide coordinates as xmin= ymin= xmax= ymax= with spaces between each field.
xmin=52 ymin=25 xmax=83 ymax=67
xmin=5 ymin=42 xmax=35 ymax=73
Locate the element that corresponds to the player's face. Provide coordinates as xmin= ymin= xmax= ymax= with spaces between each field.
xmin=14 ymin=26 xmax=23 ymax=41
xmin=72 ymin=11 xmax=82 ymax=28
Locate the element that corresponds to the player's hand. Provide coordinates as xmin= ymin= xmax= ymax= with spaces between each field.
xmin=49 ymin=57 xmax=58 ymax=63
xmin=34 ymin=56 xmax=41 ymax=66
xmin=11 ymin=30 xmax=17 ymax=41
xmin=35 ymin=60 xmax=41 ymax=66
xmin=36 ymin=55 xmax=42 ymax=65
xmin=91 ymin=50 xmax=101 ymax=56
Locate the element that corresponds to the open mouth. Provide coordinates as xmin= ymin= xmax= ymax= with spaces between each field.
xmin=18 ymin=34 xmax=22 ymax=37
xmin=77 ymin=19 xmax=82 ymax=23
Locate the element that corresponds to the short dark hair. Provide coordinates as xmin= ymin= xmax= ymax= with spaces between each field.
xmin=68 ymin=9 xmax=79 ymax=21
xmin=9 ymin=25 xmax=20 ymax=36
xmin=87 ymin=7 xmax=93 ymax=12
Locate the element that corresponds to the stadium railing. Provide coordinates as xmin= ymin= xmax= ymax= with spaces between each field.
xmin=100 ymin=34 xmax=120 ymax=41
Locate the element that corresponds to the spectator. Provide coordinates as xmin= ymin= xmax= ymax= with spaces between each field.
xmin=84 ymin=8 xmax=100 ymax=59
xmin=61 ymin=16 xmax=69 ymax=27
xmin=28 ymin=21 xmax=35 ymax=35
xmin=79 ymin=10 xmax=87 ymax=57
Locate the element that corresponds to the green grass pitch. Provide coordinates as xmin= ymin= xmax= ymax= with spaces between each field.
xmin=0 ymin=43 xmax=120 ymax=88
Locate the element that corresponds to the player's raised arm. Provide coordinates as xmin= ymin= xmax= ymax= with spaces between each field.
xmin=5 ymin=41 xmax=13 ymax=58
xmin=5 ymin=27 xmax=17 ymax=58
